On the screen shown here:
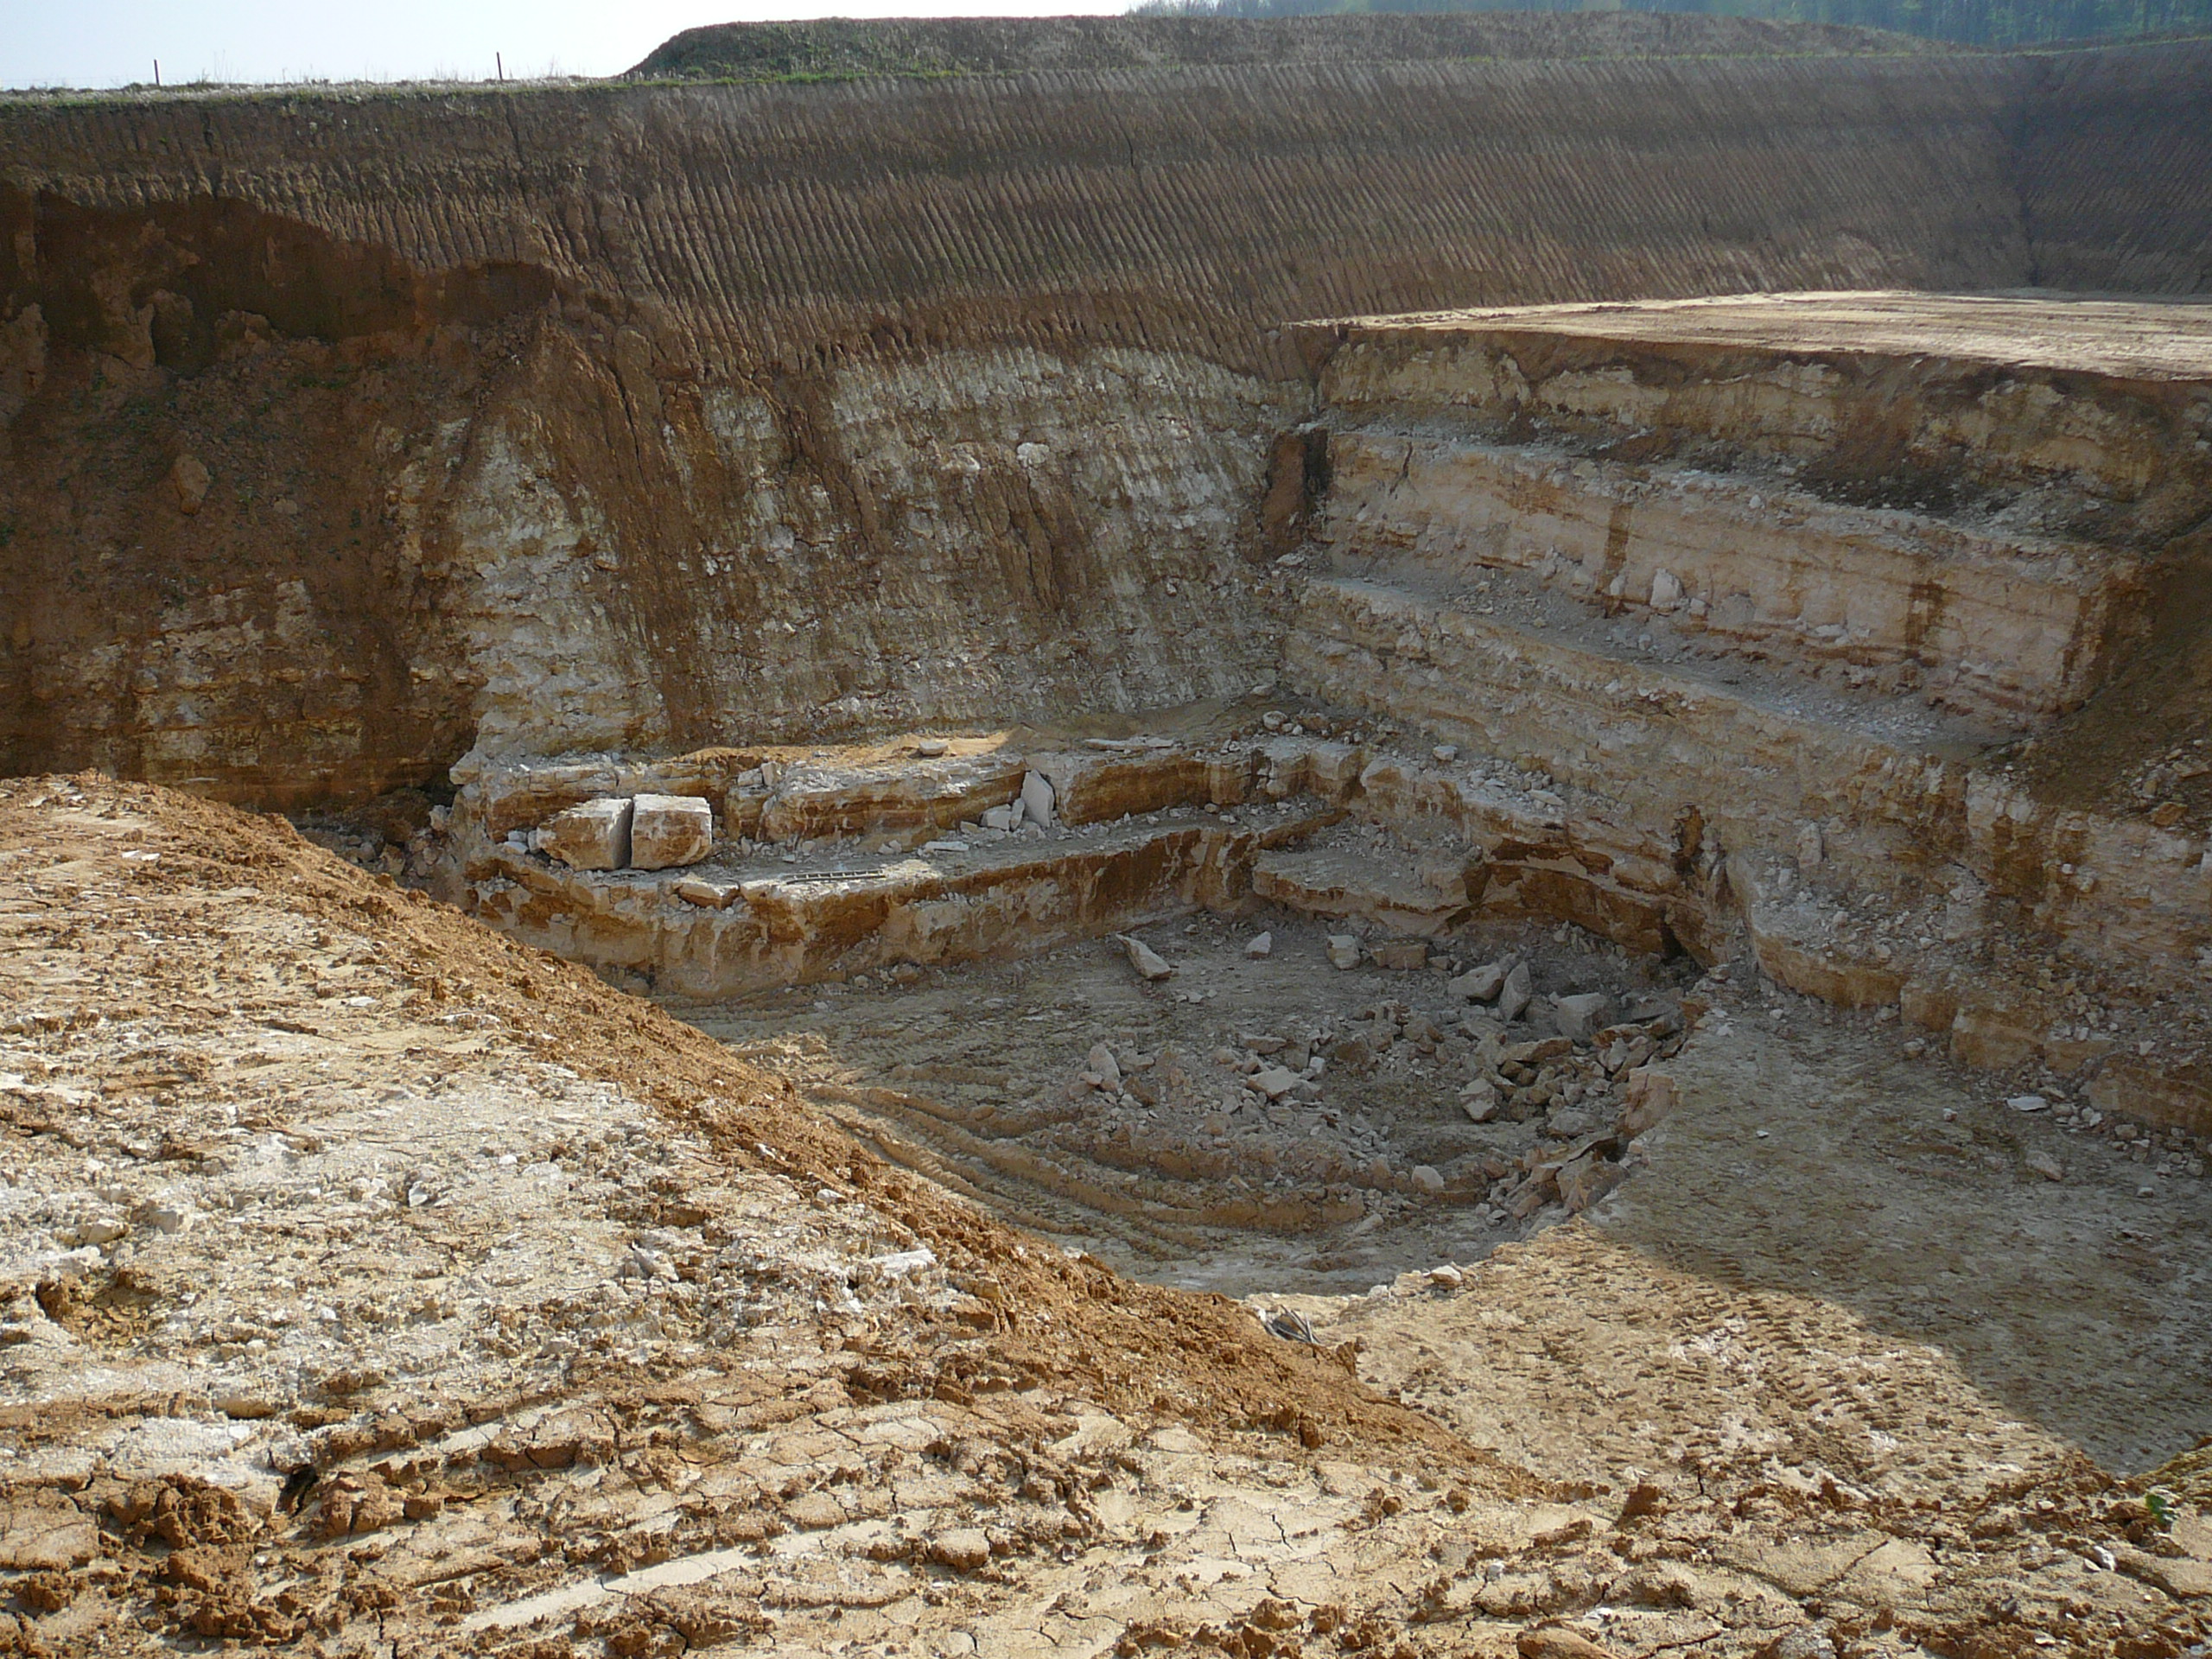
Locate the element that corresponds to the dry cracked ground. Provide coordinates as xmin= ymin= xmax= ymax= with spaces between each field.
xmin=4 ymin=773 xmax=2212 ymax=1658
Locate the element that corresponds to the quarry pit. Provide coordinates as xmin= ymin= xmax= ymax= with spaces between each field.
xmin=5 ymin=19 xmax=2212 ymax=1658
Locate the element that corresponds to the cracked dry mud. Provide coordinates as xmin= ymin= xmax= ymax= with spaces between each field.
xmin=5 ymin=776 xmax=2210 ymax=1658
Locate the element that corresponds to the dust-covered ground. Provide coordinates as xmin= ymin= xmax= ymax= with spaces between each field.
xmin=683 ymin=911 xmax=2212 ymax=1470
xmin=678 ymin=908 xmax=1696 ymax=1296
xmin=3 ymin=774 xmax=2209 ymax=1657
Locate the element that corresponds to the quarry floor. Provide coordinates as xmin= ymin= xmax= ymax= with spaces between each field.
xmin=3 ymin=775 xmax=2210 ymax=1657
xmin=681 ymin=914 xmax=2212 ymax=1477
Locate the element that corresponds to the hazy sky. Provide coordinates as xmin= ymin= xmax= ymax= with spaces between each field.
xmin=3 ymin=1 xmax=1129 ymax=90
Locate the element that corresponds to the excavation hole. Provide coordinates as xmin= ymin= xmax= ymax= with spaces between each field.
xmin=679 ymin=907 xmax=1699 ymax=1297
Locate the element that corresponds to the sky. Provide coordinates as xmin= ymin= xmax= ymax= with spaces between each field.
xmin=2 ymin=0 xmax=1130 ymax=91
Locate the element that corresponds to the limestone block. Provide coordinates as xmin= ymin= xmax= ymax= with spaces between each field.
xmin=542 ymin=798 xmax=632 ymax=871
xmin=1020 ymin=770 xmax=1058 ymax=828
xmin=758 ymin=754 xmax=1024 ymax=841
xmin=631 ymin=794 xmax=714 ymax=870
xmin=1370 ymin=939 xmax=1428 ymax=970
xmin=1553 ymin=992 xmax=1611 ymax=1040
xmin=1253 ymin=845 xmax=1461 ymax=936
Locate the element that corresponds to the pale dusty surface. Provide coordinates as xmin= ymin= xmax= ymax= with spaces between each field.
xmin=1325 ymin=291 xmax=2212 ymax=381
xmin=6 ymin=778 xmax=2211 ymax=1657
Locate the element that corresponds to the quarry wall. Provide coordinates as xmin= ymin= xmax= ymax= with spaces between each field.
xmin=2 ymin=24 xmax=2208 ymax=803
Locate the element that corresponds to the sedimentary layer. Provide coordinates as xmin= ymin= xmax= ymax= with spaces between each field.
xmin=3 ymin=24 xmax=2208 ymax=801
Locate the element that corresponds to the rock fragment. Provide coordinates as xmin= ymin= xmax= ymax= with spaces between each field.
xmin=1618 ymin=1067 xmax=1678 ymax=1138
xmin=1087 ymin=1044 xmax=1122 ymax=1090
xmin=2025 ymin=1150 xmax=2064 ymax=1181
xmin=1451 ymin=962 xmax=1505 ymax=1002
xmin=630 ymin=794 xmax=714 ymax=869
xmin=1326 ymin=935 xmax=1362 ymax=970
xmin=542 ymin=798 xmax=633 ymax=871
xmin=1553 ymin=991 xmax=1611 ymax=1041
xmin=1120 ymin=935 xmax=1175 ymax=981
xmin=1460 ymin=1080 xmax=1501 ymax=1122
xmin=1497 ymin=962 xmax=1532 ymax=1022
xmin=1020 ymin=770 xmax=1057 ymax=829
xmin=1410 ymin=1164 xmax=1445 ymax=1194
xmin=1250 ymin=1066 xmax=1300 ymax=1099
xmin=1244 ymin=931 xmax=1273 ymax=958
xmin=168 ymin=453 xmax=211 ymax=515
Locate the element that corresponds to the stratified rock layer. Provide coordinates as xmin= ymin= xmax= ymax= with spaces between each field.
xmin=3 ymin=28 xmax=2209 ymax=798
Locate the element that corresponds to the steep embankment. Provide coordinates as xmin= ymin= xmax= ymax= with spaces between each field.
xmin=0 ymin=20 xmax=2206 ymax=805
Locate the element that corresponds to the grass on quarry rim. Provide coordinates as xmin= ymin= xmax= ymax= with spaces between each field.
xmin=19 ymin=33 xmax=2212 ymax=108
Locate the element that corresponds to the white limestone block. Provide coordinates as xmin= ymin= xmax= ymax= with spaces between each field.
xmin=1020 ymin=771 xmax=1057 ymax=829
xmin=631 ymin=794 xmax=714 ymax=870
xmin=542 ymin=798 xmax=633 ymax=871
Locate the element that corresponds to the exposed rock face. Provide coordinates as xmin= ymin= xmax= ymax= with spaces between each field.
xmin=1281 ymin=295 xmax=2212 ymax=1129
xmin=4 ymin=32 xmax=2208 ymax=799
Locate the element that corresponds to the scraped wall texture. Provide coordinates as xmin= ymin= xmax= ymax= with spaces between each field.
xmin=1 ymin=24 xmax=2206 ymax=801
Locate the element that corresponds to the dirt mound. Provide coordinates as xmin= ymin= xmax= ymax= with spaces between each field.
xmin=0 ymin=774 xmax=1451 ymax=1453
xmin=3 ymin=772 xmax=2206 ymax=1654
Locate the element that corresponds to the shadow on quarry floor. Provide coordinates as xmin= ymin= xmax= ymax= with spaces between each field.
xmin=1603 ymin=1008 xmax=2212 ymax=1476
xmin=674 ymin=908 xmax=2212 ymax=1476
